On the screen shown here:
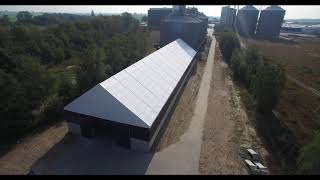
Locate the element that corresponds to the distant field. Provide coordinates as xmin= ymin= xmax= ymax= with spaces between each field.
xmin=241 ymin=37 xmax=320 ymax=91
xmin=241 ymin=37 xmax=320 ymax=146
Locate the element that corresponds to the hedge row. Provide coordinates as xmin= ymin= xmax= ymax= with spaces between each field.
xmin=218 ymin=28 xmax=286 ymax=114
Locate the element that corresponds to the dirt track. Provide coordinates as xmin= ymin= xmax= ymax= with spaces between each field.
xmin=199 ymin=43 xmax=247 ymax=174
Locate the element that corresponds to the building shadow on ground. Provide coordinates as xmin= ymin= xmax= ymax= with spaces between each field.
xmin=30 ymin=131 xmax=155 ymax=175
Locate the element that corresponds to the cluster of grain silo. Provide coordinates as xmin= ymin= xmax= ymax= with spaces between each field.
xmin=220 ymin=6 xmax=237 ymax=29
xmin=221 ymin=5 xmax=286 ymax=39
xmin=160 ymin=6 xmax=208 ymax=51
xmin=236 ymin=5 xmax=259 ymax=37
xmin=148 ymin=8 xmax=172 ymax=30
xmin=256 ymin=5 xmax=286 ymax=38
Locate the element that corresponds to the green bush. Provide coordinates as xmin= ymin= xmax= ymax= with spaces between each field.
xmin=244 ymin=45 xmax=263 ymax=88
xmin=298 ymin=132 xmax=320 ymax=174
xmin=219 ymin=28 xmax=240 ymax=63
xmin=251 ymin=59 xmax=286 ymax=114
xmin=230 ymin=49 xmax=247 ymax=82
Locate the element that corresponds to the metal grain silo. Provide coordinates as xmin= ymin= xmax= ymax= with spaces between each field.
xmin=220 ymin=6 xmax=236 ymax=29
xmin=148 ymin=8 xmax=172 ymax=30
xmin=226 ymin=7 xmax=237 ymax=29
xmin=187 ymin=7 xmax=208 ymax=44
xmin=160 ymin=6 xmax=203 ymax=51
xmin=220 ymin=6 xmax=229 ymax=26
xmin=236 ymin=5 xmax=259 ymax=37
xmin=256 ymin=5 xmax=286 ymax=39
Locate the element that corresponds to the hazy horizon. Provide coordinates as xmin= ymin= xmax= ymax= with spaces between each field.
xmin=0 ymin=5 xmax=320 ymax=19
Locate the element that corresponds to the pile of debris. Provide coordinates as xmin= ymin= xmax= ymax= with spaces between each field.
xmin=243 ymin=149 xmax=268 ymax=175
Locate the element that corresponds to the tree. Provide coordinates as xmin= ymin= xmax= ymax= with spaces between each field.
xmin=0 ymin=69 xmax=30 ymax=142
xmin=219 ymin=28 xmax=240 ymax=63
xmin=230 ymin=49 xmax=247 ymax=82
xmin=16 ymin=11 xmax=33 ymax=24
xmin=251 ymin=58 xmax=286 ymax=113
xmin=244 ymin=45 xmax=263 ymax=88
xmin=76 ymin=46 xmax=107 ymax=93
xmin=14 ymin=56 xmax=57 ymax=109
xmin=91 ymin=10 xmax=95 ymax=17
xmin=0 ymin=15 xmax=10 ymax=25
xmin=298 ymin=132 xmax=320 ymax=174
xmin=141 ymin=15 xmax=147 ymax=22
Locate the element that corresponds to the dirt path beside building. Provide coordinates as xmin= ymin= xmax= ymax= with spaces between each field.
xmin=0 ymin=122 xmax=68 ymax=175
xmin=199 ymin=43 xmax=271 ymax=174
xmin=198 ymin=43 xmax=247 ymax=174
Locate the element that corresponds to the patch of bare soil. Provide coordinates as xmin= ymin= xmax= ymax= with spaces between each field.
xmin=156 ymin=37 xmax=211 ymax=151
xmin=199 ymin=43 xmax=246 ymax=174
xmin=0 ymin=121 xmax=68 ymax=175
xmin=199 ymin=43 xmax=272 ymax=175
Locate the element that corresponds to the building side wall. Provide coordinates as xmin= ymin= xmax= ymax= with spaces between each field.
xmin=148 ymin=9 xmax=172 ymax=30
xmin=64 ymin=111 xmax=149 ymax=142
xmin=160 ymin=21 xmax=203 ymax=51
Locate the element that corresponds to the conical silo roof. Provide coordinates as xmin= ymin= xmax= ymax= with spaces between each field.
xmin=264 ymin=5 xmax=285 ymax=11
xmin=239 ymin=5 xmax=258 ymax=11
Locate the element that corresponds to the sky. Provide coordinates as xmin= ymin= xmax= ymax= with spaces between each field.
xmin=0 ymin=5 xmax=320 ymax=19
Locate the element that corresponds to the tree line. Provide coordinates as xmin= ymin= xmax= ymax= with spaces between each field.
xmin=0 ymin=12 xmax=152 ymax=148
xmin=217 ymin=28 xmax=320 ymax=174
xmin=218 ymin=28 xmax=286 ymax=114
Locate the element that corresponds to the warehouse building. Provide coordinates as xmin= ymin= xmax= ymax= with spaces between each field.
xmin=160 ymin=6 xmax=207 ymax=51
xmin=64 ymin=38 xmax=197 ymax=152
xmin=148 ymin=8 xmax=172 ymax=30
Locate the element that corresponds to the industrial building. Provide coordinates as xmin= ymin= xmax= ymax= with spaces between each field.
xmin=236 ymin=5 xmax=259 ymax=37
xmin=220 ymin=6 xmax=236 ymax=29
xmin=64 ymin=38 xmax=197 ymax=152
xmin=188 ymin=7 xmax=209 ymax=45
xmin=256 ymin=5 xmax=286 ymax=38
xmin=160 ymin=6 xmax=208 ymax=51
xmin=148 ymin=8 xmax=172 ymax=30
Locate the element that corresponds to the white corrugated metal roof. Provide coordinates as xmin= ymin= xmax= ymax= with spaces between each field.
xmin=64 ymin=38 xmax=196 ymax=128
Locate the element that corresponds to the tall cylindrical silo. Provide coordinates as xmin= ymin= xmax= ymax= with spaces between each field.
xmin=226 ymin=7 xmax=237 ymax=30
xmin=256 ymin=5 xmax=286 ymax=39
xmin=236 ymin=5 xmax=259 ymax=37
xmin=220 ymin=6 xmax=229 ymax=26
xmin=160 ymin=13 xmax=203 ymax=51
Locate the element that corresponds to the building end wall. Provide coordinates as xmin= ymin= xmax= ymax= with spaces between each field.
xmin=67 ymin=122 xmax=81 ymax=135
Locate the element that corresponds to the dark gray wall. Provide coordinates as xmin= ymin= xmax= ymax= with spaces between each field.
xmin=148 ymin=8 xmax=172 ymax=30
xmin=160 ymin=20 xmax=202 ymax=51
xmin=256 ymin=10 xmax=286 ymax=38
xmin=236 ymin=8 xmax=259 ymax=37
